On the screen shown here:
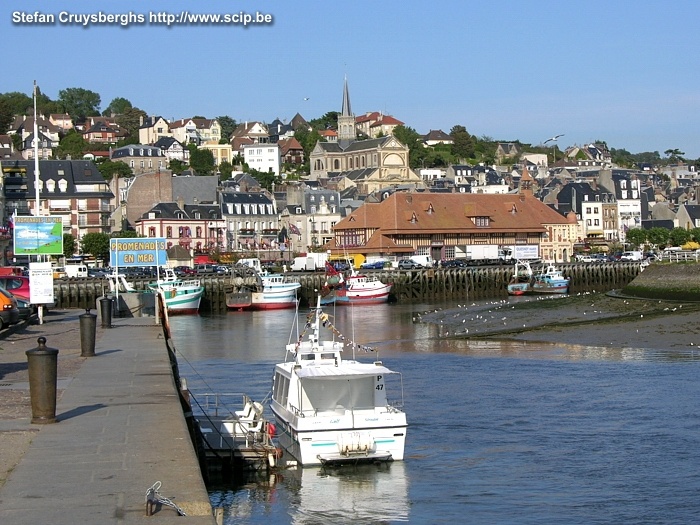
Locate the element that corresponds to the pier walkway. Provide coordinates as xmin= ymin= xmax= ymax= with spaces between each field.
xmin=0 ymin=314 xmax=215 ymax=524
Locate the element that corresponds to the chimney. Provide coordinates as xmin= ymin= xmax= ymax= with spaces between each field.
xmin=177 ymin=196 xmax=184 ymax=210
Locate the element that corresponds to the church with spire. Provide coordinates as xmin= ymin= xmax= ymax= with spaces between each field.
xmin=309 ymin=77 xmax=422 ymax=196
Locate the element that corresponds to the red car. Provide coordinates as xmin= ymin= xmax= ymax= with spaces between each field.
xmin=0 ymin=275 xmax=30 ymax=302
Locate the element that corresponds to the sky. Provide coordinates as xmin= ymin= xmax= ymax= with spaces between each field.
xmin=4 ymin=0 xmax=700 ymax=158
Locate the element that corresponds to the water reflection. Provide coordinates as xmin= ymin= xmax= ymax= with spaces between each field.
xmin=209 ymin=463 xmax=409 ymax=525
xmin=289 ymin=463 xmax=409 ymax=524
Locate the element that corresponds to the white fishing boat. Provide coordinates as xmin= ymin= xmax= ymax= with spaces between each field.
xmin=321 ymin=264 xmax=392 ymax=305
xmin=107 ymin=268 xmax=203 ymax=314
xmin=507 ymin=260 xmax=533 ymax=296
xmin=226 ymin=273 xmax=301 ymax=310
xmin=531 ymin=264 xmax=570 ymax=294
xmin=147 ymin=268 xmax=204 ymax=314
xmin=270 ymin=297 xmax=407 ymax=466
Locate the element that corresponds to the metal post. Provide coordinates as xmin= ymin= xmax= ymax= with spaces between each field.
xmin=99 ymin=296 xmax=113 ymax=328
xmin=26 ymin=337 xmax=59 ymax=424
xmin=79 ymin=308 xmax=97 ymax=357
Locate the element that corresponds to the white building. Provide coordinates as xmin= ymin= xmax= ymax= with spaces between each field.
xmin=242 ymin=143 xmax=280 ymax=176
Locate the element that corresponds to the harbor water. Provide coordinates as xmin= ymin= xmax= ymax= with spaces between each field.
xmin=168 ymin=300 xmax=700 ymax=525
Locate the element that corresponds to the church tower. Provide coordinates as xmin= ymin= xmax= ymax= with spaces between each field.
xmin=337 ymin=76 xmax=356 ymax=149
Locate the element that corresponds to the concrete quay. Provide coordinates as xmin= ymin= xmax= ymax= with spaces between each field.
xmin=0 ymin=311 xmax=215 ymax=524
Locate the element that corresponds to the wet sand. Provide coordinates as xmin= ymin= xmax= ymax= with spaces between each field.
xmin=419 ymin=292 xmax=700 ymax=351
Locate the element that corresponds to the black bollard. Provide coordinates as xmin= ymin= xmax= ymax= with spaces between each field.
xmin=80 ymin=308 xmax=97 ymax=357
xmin=26 ymin=337 xmax=59 ymax=424
xmin=99 ymin=296 xmax=113 ymax=328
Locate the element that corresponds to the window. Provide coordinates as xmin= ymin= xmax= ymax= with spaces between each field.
xmin=166 ymin=226 xmax=172 ymax=237
xmin=586 ymin=207 xmax=591 ymax=214
xmin=474 ymin=216 xmax=489 ymax=227
xmin=196 ymin=227 xmax=202 ymax=237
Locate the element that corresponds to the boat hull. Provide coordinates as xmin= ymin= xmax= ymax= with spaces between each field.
xmin=271 ymin=404 xmax=407 ymax=467
xmin=321 ymin=283 xmax=392 ymax=305
xmin=226 ymin=289 xmax=299 ymax=310
xmin=150 ymin=283 xmax=203 ymax=314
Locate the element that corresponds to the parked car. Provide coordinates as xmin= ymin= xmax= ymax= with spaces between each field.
xmin=87 ymin=267 xmax=109 ymax=278
xmin=441 ymin=259 xmax=467 ymax=268
xmin=360 ymin=260 xmax=388 ymax=270
xmin=0 ymin=287 xmax=20 ymax=329
xmin=173 ymin=266 xmax=196 ymax=277
xmin=398 ymin=259 xmax=422 ymax=270
xmin=0 ymin=275 xmax=30 ymax=303
xmin=195 ymin=263 xmax=217 ymax=275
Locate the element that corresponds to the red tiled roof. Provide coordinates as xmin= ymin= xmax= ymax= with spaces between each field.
xmin=334 ymin=193 xmax=568 ymax=234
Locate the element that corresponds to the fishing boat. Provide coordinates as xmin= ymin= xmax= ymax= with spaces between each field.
xmin=270 ymin=296 xmax=407 ymax=466
xmin=506 ymin=260 xmax=533 ymax=296
xmin=106 ymin=268 xmax=204 ymax=314
xmin=147 ymin=268 xmax=204 ymax=314
xmin=321 ymin=263 xmax=392 ymax=305
xmin=530 ymin=264 xmax=570 ymax=294
xmin=226 ymin=273 xmax=301 ymax=310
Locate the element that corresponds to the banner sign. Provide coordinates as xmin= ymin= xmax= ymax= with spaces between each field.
xmin=13 ymin=216 xmax=63 ymax=255
xmin=29 ymin=261 xmax=54 ymax=304
xmin=109 ymin=238 xmax=167 ymax=267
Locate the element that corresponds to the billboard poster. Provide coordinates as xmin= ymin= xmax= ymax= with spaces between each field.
xmin=109 ymin=237 xmax=167 ymax=267
xmin=13 ymin=216 xmax=63 ymax=255
xmin=29 ymin=261 xmax=54 ymax=304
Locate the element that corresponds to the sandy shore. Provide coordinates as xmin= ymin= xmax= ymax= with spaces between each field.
xmin=418 ymin=292 xmax=700 ymax=351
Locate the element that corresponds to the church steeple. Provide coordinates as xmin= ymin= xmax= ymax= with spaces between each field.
xmin=338 ymin=75 xmax=356 ymax=148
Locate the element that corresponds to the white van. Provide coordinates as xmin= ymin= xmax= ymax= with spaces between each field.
xmin=410 ymin=255 xmax=433 ymax=268
xmin=64 ymin=264 xmax=88 ymax=278
xmin=620 ymin=251 xmax=643 ymax=261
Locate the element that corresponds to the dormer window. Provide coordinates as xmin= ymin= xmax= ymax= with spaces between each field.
xmin=474 ymin=216 xmax=489 ymax=227
xmin=58 ymin=179 xmax=68 ymax=192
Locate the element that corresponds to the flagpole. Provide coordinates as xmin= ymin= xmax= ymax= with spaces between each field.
xmin=33 ymin=80 xmax=40 ymax=217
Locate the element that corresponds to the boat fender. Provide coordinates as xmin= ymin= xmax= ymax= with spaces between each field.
xmin=321 ymin=285 xmax=331 ymax=297
xmin=267 ymin=421 xmax=276 ymax=439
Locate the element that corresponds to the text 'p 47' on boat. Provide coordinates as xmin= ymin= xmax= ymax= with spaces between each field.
xmin=270 ymin=297 xmax=407 ymax=466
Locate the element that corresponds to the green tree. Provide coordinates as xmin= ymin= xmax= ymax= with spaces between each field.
xmin=245 ymin=167 xmax=277 ymax=191
xmin=102 ymin=97 xmax=132 ymax=116
xmin=80 ymin=232 xmax=110 ymax=261
xmin=56 ymin=129 xmax=88 ymax=159
xmin=63 ymin=233 xmax=76 ymax=258
xmin=393 ymin=125 xmax=426 ymax=169
xmin=0 ymin=98 xmax=13 ymax=134
xmin=115 ymin=106 xmax=147 ymax=137
xmin=689 ymin=227 xmax=700 ymax=243
xmin=0 ymin=91 xmax=32 ymax=115
xmin=625 ymin=228 xmax=647 ymax=248
xmin=97 ymin=160 xmax=132 ymax=181
xmin=450 ymin=125 xmax=475 ymax=160
xmin=168 ymin=159 xmax=186 ymax=175
xmin=217 ymin=115 xmax=237 ymax=142
xmin=668 ymin=227 xmax=691 ymax=247
xmin=111 ymin=230 xmax=141 ymax=238
xmin=58 ymin=87 xmax=101 ymax=122
xmin=646 ymin=227 xmax=670 ymax=249
xmin=309 ymin=111 xmax=339 ymax=131
xmin=218 ymin=160 xmax=234 ymax=181
xmin=188 ymin=146 xmax=216 ymax=175
xmin=664 ymin=148 xmax=685 ymax=164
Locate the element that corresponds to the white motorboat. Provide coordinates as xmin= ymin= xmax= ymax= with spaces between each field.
xmin=270 ymin=297 xmax=407 ymax=466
